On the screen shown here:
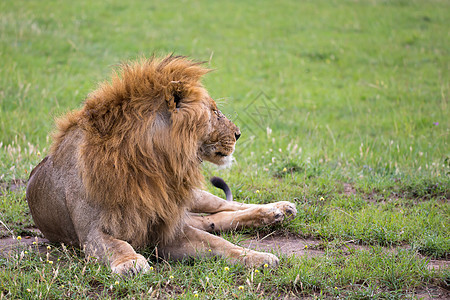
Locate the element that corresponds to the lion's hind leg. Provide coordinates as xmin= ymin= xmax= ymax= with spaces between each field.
xmin=160 ymin=225 xmax=279 ymax=268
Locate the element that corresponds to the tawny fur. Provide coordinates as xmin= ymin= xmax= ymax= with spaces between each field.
xmin=28 ymin=55 xmax=297 ymax=274
xmin=50 ymin=56 xmax=212 ymax=247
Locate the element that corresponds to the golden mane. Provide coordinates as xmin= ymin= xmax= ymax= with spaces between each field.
xmin=50 ymin=55 xmax=212 ymax=246
xmin=27 ymin=55 xmax=295 ymax=274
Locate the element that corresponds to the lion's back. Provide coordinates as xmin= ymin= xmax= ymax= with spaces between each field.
xmin=27 ymin=127 xmax=85 ymax=246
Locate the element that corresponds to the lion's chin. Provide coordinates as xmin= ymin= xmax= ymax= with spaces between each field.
xmin=217 ymin=154 xmax=234 ymax=170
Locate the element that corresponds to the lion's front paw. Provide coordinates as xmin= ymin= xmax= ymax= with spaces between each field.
xmin=270 ymin=201 xmax=297 ymax=221
xmin=241 ymin=250 xmax=279 ymax=268
xmin=258 ymin=201 xmax=297 ymax=225
xmin=111 ymin=254 xmax=150 ymax=276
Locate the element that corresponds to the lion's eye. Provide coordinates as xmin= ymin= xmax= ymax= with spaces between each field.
xmin=213 ymin=110 xmax=223 ymax=118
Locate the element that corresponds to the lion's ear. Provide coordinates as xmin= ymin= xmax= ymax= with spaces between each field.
xmin=166 ymin=81 xmax=184 ymax=111
xmin=173 ymin=91 xmax=182 ymax=109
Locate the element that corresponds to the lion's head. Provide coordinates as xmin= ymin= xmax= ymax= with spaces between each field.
xmin=80 ymin=55 xmax=240 ymax=167
xmin=51 ymin=55 xmax=240 ymax=246
xmin=198 ymin=100 xmax=241 ymax=167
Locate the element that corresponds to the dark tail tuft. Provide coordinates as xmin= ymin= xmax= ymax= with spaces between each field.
xmin=210 ymin=176 xmax=233 ymax=201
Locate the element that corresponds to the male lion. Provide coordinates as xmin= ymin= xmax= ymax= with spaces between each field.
xmin=26 ymin=55 xmax=297 ymax=275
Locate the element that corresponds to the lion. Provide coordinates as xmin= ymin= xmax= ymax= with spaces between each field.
xmin=26 ymin=55 xmax=297 ymax=275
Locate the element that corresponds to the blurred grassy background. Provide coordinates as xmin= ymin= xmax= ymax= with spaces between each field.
xmin=1 ymin=0 xmax=448 ymax=181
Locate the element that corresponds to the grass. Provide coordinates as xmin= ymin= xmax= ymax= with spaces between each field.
xmin=1 ymin=0 xmax=449 ymax=298
xmin=1 ymin=243 xmax=444 ymax=299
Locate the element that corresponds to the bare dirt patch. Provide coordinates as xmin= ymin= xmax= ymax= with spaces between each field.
xmin=343 ymin=183 xmax=357 ymax=196
xmin=241 ymin=234 xmax=324 ymax=258
xmin=0 ymin=234 xmax=50 ymax=256
xmin=425 ymin=259 xmax=450 ymax=271
xmin=0 ymin=179 xmax=26 ymax=195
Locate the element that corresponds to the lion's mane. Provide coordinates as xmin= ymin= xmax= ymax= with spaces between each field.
xmin=50 ymin=56 xmax=211 ymax=247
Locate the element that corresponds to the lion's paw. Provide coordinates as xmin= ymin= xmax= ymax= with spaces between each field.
xmin=241 ymin=250 xmax=279 ymax=268
xmin=111 ymin=254 xmax=150 ymax=276
xmin=258 ymin=201 xmax=297 ymax=225
xmin=270 ymin=201 xmax=297 ymax=221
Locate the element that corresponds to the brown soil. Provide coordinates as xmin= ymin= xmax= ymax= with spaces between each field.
xmin=0 ymin=179 xmax=26 ymax=195
xmin=0 ymin=234 xmax=50 ymax=255
xmin=241 ymin=234 xmax=324 ymax=258
xmin=343 ymin=183 xmax=357 ymax=196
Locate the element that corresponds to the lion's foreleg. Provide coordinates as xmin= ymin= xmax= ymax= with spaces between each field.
xmin=83 ymin=231 xmax=150 ymax=276
xmin=188 ymin=201 xmax=298 ymax=232
xmin=160 ymin=225 xmax=279 ymax=268
xmin=190 ymin=190 xmax=256 ymax=213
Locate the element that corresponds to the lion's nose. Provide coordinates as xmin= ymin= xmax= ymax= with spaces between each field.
xmin=235 ymin=132 xmax=241 ymax=141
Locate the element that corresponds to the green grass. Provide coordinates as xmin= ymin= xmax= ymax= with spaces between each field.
xmin=1 ymin=244 xmax=443 ymax=299
xmin=1 ymin=0 xmax=449 ymax=298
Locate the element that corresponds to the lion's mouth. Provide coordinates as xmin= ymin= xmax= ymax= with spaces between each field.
xmin=198 ymin=143 xmax=235 ymax=166
xmin=215 ymin=151 xmax=228 ymax=157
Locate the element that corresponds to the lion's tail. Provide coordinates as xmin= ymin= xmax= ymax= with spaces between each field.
xmin=210 ymin=177 xmax=233 ymax=202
